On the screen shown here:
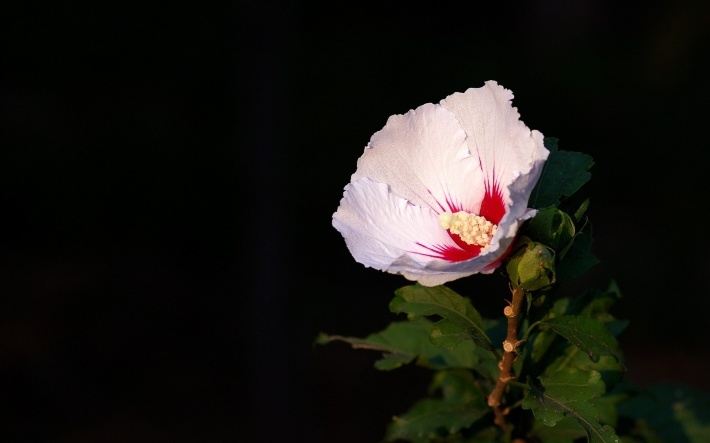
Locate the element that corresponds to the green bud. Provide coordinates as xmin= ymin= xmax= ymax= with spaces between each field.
xmin=525 ymin=207 xmax=576 ymax=252
xmin=506 ymin=239 xmax=556 ymax=291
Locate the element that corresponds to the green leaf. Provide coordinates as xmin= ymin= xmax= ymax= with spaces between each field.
xmin=544 ymin=135 xmax=559 ymax=151
xmin=542 ymin=315 xmax=624 ymax=364
xmin=527 ymin=295 xmax=574 ymax=364
xmin=427 ymin=319 xmax=501 ymax=382
xmin=530 ymin=137 xmax=594 ymax=209
xmin=523 ymin=369 xmax=620 ymax=443
xmin=556 ymin=227 xmax=600 ymax=281
xmin=317 ymin=318 xmax=480 ymax=371
xmin=617 ymin=383 xmax=710 ymax=443
xmin=387 ymin=399 xmax=486 ymax=443
xmin=544 ymin=347 xmax=626 ymax=391
xmin=592 ymin=392 xmax=627 ymax=431
xmin=573 ymin=198 xmax=590 ymax=222
xmin=526 ymin=285 xmax=627 ymax=387
xmin=464 ymin=426 xmax=503 ymax=443
xmin=432 ymin=369 xmax=484 ymax=405
xmin=386 ymin=370 xmax=488 ymax=443
xmin=529 ymin=416 xmax=586 ymax=443
xmin=430 ymin=318 xmax=474 ymax=349
xmin=565 ymin=281 xmax=624 ymax=327
xmin=390 ymin=284 xmax=493 ymax=351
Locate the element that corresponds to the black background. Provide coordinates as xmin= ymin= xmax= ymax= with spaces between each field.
xmin=2 ymin=1 xmax=710 ymax=442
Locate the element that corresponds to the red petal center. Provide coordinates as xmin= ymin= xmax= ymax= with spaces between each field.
xmin=414 ymin=181 xmax=507 ymax=263
xmin=480 ymin=183 xmax=505 ymax=224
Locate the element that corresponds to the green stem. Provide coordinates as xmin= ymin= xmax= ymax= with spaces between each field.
xmin=507 ymin=380 xmax=529 ymax=390
xmin=520 ymin=320 xmax=544 ymax=343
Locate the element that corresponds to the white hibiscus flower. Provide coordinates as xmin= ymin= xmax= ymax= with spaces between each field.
xmin=333 ymin=81 xmax=549 ymax=286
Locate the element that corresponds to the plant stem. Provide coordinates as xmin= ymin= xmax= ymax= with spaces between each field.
xmin=487 ymin=286 xmax=526 ymax=429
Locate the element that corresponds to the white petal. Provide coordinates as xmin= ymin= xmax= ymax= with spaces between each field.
xmin=440 ymin=80 xmax=549 ymax=205
xmin=498 ymin=130 xmax=548 ymax=231
xmin=332 ymin=177 xmax=454 ymax=270
xmin=332 ymin=177 xmax=513 ymax=286
xmin=352 ymin=103 xmax=484 ymax=214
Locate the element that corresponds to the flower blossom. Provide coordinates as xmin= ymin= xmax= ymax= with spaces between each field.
xmin=332 ymin=81 xmax=549 ymax=287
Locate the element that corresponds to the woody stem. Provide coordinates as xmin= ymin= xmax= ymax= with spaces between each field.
xmin=487 ymin=286 xmax=526 ymax=429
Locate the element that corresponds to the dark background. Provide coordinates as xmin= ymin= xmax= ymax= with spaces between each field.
xmin=2 ymin=1 xmax=709 ymax=442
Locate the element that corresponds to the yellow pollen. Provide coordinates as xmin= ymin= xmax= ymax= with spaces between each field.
xmin=438 ymin=211 xmax=498 ymax=251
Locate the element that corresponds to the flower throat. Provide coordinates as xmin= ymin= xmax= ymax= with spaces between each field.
xmin=438 ymin=211 xmax=498 ymax=252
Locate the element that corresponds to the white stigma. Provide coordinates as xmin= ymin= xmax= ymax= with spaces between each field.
xmin=438 ymin=211 xmax=498 ymax=251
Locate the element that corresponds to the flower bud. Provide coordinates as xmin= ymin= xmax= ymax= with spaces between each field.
xmin=524 ymin=207 xmax=575 ymax=253
xmin=506 ymin=238 xmax=556 ymax=291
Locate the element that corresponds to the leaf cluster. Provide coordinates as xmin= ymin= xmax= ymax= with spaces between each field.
xmin=319 ymin=281 xmax=628 ymax=442
xmin=318 ymin=138 xmax=710 ymax=442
